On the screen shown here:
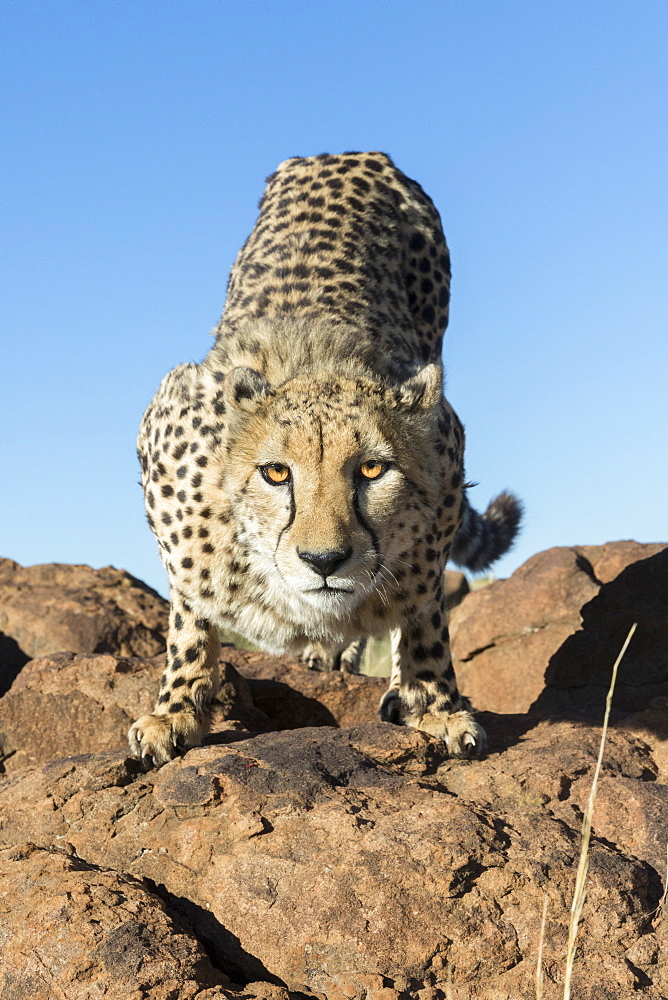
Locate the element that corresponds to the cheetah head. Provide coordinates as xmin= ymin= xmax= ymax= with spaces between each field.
xmin=219 ymin=363 xmax=447 ymax=624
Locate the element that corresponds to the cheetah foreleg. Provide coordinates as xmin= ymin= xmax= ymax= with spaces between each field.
xmin=129 ymin=598 xmax=220 ymax=767
xmin=379 ymin=622 xmax=486 ymax=759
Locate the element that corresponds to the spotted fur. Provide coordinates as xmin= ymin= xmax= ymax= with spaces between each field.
xmin=129 ymin=152 xmax=521 ymax=766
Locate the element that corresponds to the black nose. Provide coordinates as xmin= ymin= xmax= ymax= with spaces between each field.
xmin=298 ymin=548 xmax=351 ymax=577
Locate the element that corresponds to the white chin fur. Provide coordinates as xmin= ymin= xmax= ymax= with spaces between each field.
xmin=297 ymin=586 xmax=360 ymax=613
xmin=245 ymin=552 xmax=377 ymax=627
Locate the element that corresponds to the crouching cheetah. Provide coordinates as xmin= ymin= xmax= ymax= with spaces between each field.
xmin=129 ymin=152 xmax=521 ymax=766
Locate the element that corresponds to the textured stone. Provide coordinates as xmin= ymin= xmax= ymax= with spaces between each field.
xmin=0 ymin=718 xmax=665 ymax=997
xmin=0 ymin=843 xmax=235 ymax=999
xmin=226 ymin=646 xmax=386 ymax=729
xmin=0 ymin=651 xmax=267 ymax=775
xmin=0 ymin=559 xmax=169 ymax=694
xmin=620 ymin=696 xmax=668 ymax=783
xmin=450 ymin=542 xmax=668 ymax=716
xmin=2 ymin=543 xmax=668 ymax=998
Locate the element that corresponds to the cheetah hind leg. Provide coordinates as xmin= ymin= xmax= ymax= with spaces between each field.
xmin=301 ymin=638 xmax=367 ymax=673
xmin=340 ymin=638 xmax=366 ymax=673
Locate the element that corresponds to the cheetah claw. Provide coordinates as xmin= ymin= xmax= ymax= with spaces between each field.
xmin=128 ymin=712 xmax=202 ymax=768
xmin=379 ymin=691 xmax=486 ymax=759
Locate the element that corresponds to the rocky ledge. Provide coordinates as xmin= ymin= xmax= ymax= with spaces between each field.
xmin=0 ymin=541 xmax=667 ymax=999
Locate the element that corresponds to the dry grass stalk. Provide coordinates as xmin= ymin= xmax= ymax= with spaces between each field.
xmin=535 ymin=893 xmax=549 ymax=999
xmin=562 ymin=621 xmax=637 ymax=1000
xmin=650 ymin=843 xmax=668 ymax=918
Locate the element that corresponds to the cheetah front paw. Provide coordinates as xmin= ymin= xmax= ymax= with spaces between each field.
xmin=379 ymin=690 xmax=486 ymax=759
xmin=128 ymin=711 xmax=206 ymax=768
xmin=414 ymin=708 xmax=486 ymax=758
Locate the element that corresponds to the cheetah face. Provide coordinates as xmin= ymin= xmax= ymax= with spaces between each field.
xmin=233 ymin=439 xmax=400 ymax=615
xmin=222 ymin=365 xmax=444 ymax=622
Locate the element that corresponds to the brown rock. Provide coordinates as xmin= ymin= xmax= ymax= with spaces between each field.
xmin=0 ymin=842 xmax=238 ymax=999
xmin=620 ymin=696 xmax=668 ymax=783
xmin=450 ymin=541 xmax=668 ymax=716
xmin=0 ymin=719 xmax=665 ymax=997
xmin=447 ymin=713 xmax=668 ymax=875
xmin=225 ymin=646 xmax=386 ymax=729
xmin=445 ymin=569 xmax=469 ymax=609
xmin=3 ymin=545 xmax=668 ymax=998
xmin=0 ymin=651 xmax=267 ymax=775
xmin=0 ymin=558 xmax=169 ymax=694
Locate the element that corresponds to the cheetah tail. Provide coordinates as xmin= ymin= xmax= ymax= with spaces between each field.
xmin=449 ymin=490 xmax=523 ymax=573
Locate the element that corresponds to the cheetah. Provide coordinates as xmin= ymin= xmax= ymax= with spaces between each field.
xmin=129 ymin=152 xmax=521 ymax=766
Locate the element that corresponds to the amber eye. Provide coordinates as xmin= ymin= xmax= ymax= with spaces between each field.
xmin=260 ymin=463 xmax=291 ymax=485
xmin=360 ymin=461 xmax=386 ymax=480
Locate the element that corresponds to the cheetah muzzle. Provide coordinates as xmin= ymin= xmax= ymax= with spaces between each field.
xmin=129 ymin=151 xmax=521 ymax=767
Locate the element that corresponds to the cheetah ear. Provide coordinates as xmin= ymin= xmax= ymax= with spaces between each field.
xmin=395 ymin=363 xmax=443 ymax=411
xmin=224 ymin=367 xmax=273 ymax=414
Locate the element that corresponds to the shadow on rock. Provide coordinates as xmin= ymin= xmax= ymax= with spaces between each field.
xmin=0 ymin=632 xmax=30 ymax=696
xmin=148 ymin=881 xmax=287 ymax=988
xmin=531 ymin=548 xmax=668 ymax=722
xmin=475 ymin=710 xmax=539 ymax=754
xmin=246 ymin=677 xmax=339 ymax=729
xmin=450 ymin=542 xmax=668 ymax=741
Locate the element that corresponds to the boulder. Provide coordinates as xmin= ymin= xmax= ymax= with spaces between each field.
xmin=225 ymin=646 xmax=387 ymax=729
xmin=0 ymin=842 xmax=237 ymax=999
xmin=0 ymin=718 xmax=666 ymax=998
xmin=450 ymin=541 xmax=668 ymax=716
xmin=0 ymin=559 xmax=169 ymax=694
xmin=0 ymin=641 xmax=386 ymax=778
xmin=620 ymin=696 xmax=668 ymax=784
xmin=0 ymin=651 xmax=267 ymax=775
xmin=2 ymin=543 xmax=668 ymax=998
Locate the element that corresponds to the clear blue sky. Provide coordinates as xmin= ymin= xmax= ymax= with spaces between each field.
xmin=3 ymin=1 xmax=666 ymax=597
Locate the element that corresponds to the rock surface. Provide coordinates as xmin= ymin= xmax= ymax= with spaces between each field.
xmin=1 ymin=543 xmax=668 ymax=998
xmin=226 ymin=646 xmax=386 ymax=729
xmin=444 ymin=569 xmax=469 ymax=609
xmin=451 ymin=541 xmax=668 ymax=716
xmin=0 ymin=559 xmax=168 ymax=695
xmin=621 ymin=696 xmax=668 ymax=784
xmin=0 ymin=651 xmax=267 ymax=775
xmin=0 ymin=843 xmax=236 ymax=999
xmin=0 ymin=720 xmax=666 ymax=998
